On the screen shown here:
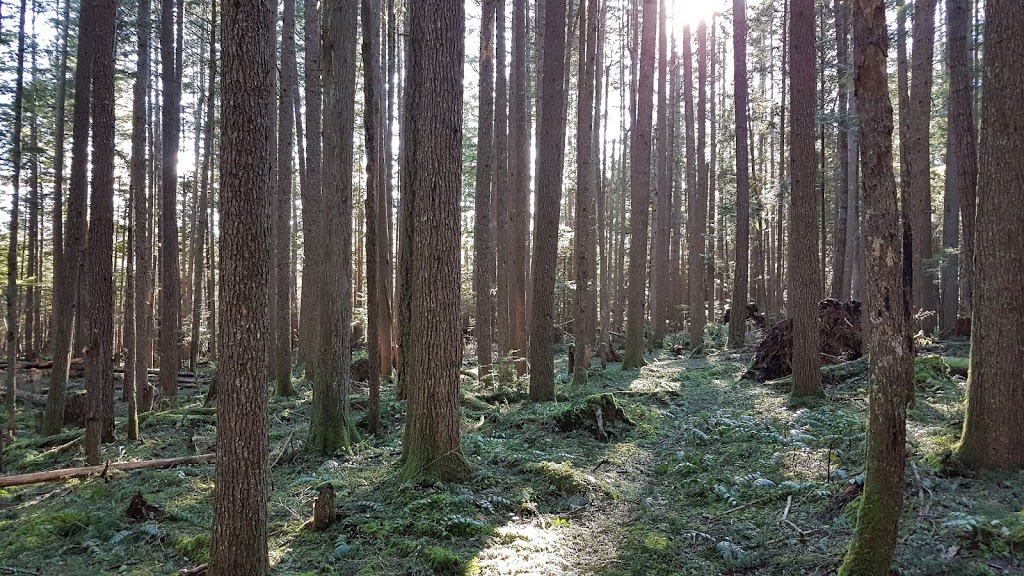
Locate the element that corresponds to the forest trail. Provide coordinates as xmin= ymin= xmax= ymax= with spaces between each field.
xmin=1 ymin=345 xmax=1022 ymax=575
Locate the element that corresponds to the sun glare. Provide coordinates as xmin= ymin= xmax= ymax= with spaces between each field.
xmin=666 ymin=0 xmax=726 ymax=30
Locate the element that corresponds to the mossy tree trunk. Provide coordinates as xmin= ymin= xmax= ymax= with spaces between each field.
xmin=954 ymin=0 xmax=1024 ymax=471
xmin=307 ymin=0 xmax=358 ymax=456
xmin=398 ymin=0 xmax=471 ymax=481
xmin=838 ymin=1 xmax=914 ymax=573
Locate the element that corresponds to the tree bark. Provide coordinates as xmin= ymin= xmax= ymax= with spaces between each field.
xmin=298 ymin=0 xmax=324 ymax=368
xmin=729 ymin=0 xmax=751 ymax=349
xmin=650 ymin=0 xmax=669 ymax=343
xmin=571 ymin=0 xmax=599 ymax=386
xmin=507 ymin=0 xmax=530 ymax=377
xmin=493 ymin=0 xmax=510 ymax=380
xmin=621 ymin=0 xmax=656 ymax=369
xmin=838 ymin=1 xmax=913 ymax=572
xmin=209 ymin=0 xmax=273 ymax=571
xmin=908 ymin=0 xmax=937 ymax=334
xmin=4 ymin=0 xmax=28 ymax=453
xmin=789 ymin=0 xmax=823 ymax=399
xmin=362 ymin=0 xmax=386 ymax=433
xmin=159 ymin=0 xmax=182 ymax=408
xmin=44 ymin=0 xmax=95 ymax=436
xmin=528 ymin=0 xmax=569 ymax=399
xmin=830 ymin=0 xmax=849 ymax=299
xmin=398 ymin=0 xmax=471 ymax=480
xmin=946 ymin=0 xmax=976 ymax=319
xmin=274 ymin=0 xmax=295 ymax=396
xmin=83 ymin=0 xmax=117 ymax=465
xmin=954 ymin=0 xmax=1024 ymax=471
xmin=474 ymin=0 xmax=496 ymax=382
xmin=938 ymin=6 xmax=960 ymax=334
xmin=307 ymin=0 xmax=358 ymax=455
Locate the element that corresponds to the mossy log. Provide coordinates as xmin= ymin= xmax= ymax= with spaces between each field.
xmin=554 ymin=393 xmax=633 ymax=440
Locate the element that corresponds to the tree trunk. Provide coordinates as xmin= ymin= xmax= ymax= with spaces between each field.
xmin=507 ymin=0 xmax=529 ymax=377
xmin=938 ymin=27 xmax=959 ymax=334
xmin=44 ymin=0 xmax=95 ymax=436
xmin=621 ymin=0 xmax=656 ymax=369
xmin=83 ymin=0 xmax=117 ymax=466
xmin=159 ymin=0 xmax=182 ymax=408
xmin=274 ymin=0 xmax=295 ymax=396
xmin=650 ymin=0 xmax=669 ymax=343
xmin=528 ymin=0 xmax=569 ymax=399
xmin=208 ymin=0 xmax=273 ymax=571
xmin=706 ymin=16 xmax=717 ymax=325
xmin=838 ymin=1 xmax=913 ymax=572
xmin=946 ymin=0 xmax=976 ymax=319
xmin=572 ymin=0 xmax=599 ymax=385
xmin=4 ymin=0 xmax=28 ymax=452
xmin=954 ymin=0 xmax=1024 ymax=471
xmin=830 ymin=0 xmax=849 ymax=299
xmin=307 ymin=0 xmax=358 ymax=455
xmin=908 ymin=0 xmax=937 ymax=334
xmin=493 ymin=0 xmax=510 ymax=380
xmin=362 ymin=0 xmax=386 ymax=434
xmin=132 ymin=0 xmax=153 ymax=417
xmin=474 ymin=0 xmax=496 ymax=382
xmin=729 ymin=0 xmax=751 ymax=349
xmin=398 ymin=0 xmax=471 ymax=480
xmin=298 ymin=0 xmax=324 ymax=369
xmin=789 ymin=0 xmax=823 ymax=399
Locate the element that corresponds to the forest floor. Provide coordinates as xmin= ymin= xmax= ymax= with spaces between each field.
xmin=1 ymin=335 xmax=1023 ymax=575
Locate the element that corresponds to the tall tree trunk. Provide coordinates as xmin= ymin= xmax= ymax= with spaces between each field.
xmin=4 ymin=0 xmax=28 ymax=449
xmin=24 ymin=20 xmax=39 ymax=362
xmin=362 ymin=0 xmax=385 ymax=433
xmin=127 ymin=0 xmax=152 ymax=437
xmin=572 ymin=0 xmax=599 ymax=386
xmin=159 ymin=0 xmax=182 ymax=408
xmin=685 ymin=20 xmax=709 ymax=354
xmin=298 ymin=0 xmax=324 ymax=369
xmin=789 ymin=0 xmax=823 ymax=399
xmin=621 ymin=0 xmax=656 ymax=369
xmin=830 ymin=0 xmax=849 ymax=299
xmin=843 ymin=94 xmax=860 ymax=300
xmin=83 ymin=0 xmax=117 ymax=466
xmin=398 ymin=0 xmax=471 ymax=480
xmin=938 ymin=15 xmax=960 ymax=334
xmin=649 ymin=0 xmax=669 ymax=343
xmin=946 ymin=0 xmax=975 ymax=319
xmin=729 ymin=0 xmax=751 ymax=349
xmin=44 ymin=0 xmax=95 ymax=436
xmin=307 ymin=0 xmax=358 ymax=455
xmin=493 ymin=0 xmax=510 ymax=380
xmin=209 ymin=0 xmax=273 ymax=571
xmin=528 ymin=0 xmax=569 ymax=399
xmin=50 ymin=0 xmax=71 ymax=356
xmin=706 ymin=16 xmax=717 ymax=324
xmin=474 ymin=0 xmax=496 ymax=381
xmin=908 ymin=0 xmax=937 ymax=334
xmin=507 ymin=0 xmax=529 ymax=376
xmin=682 ymin=26 xmax=697 ymax=347
xmin=953 ymin=0 xmax=1024 ymax=471
xmin=838 ymin=1 xmax=913 ymax=572
xmin=273 ymin=0 xmax=295 ymax=396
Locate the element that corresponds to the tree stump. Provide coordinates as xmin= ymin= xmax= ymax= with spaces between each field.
xmin=311 ymin=484 xmax=335 ymax=531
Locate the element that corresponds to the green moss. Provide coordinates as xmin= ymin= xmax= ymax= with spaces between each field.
xmin=533 ymin=461 xmax=590 ymax=495
xmin=173 ymin=532 xmax=211 ymax=563
xmin=423 ymin=545 xmax=462 ymax=573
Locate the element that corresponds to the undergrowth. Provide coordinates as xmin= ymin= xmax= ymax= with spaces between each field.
xmin=0 ymin=340 xmax=1020 ymax=575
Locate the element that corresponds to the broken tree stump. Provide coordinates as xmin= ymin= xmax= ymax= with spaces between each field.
xmin=311 ymin=484 xmax=336 ymax=531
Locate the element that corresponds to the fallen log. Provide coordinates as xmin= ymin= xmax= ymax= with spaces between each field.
xmin=0 ymin=454 xmax=216 ymax=488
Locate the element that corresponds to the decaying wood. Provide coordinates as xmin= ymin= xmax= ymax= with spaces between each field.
xmin=0 ymin=453 xmax=215 ymax=488
xmin=311 ymin=484 xmax=335 ymax=531
xmin=747 ymin=299 xmax=863 ymax=382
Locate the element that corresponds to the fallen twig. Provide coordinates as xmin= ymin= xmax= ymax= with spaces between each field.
xmin=781 ymin=495 xmax=793 ymax=522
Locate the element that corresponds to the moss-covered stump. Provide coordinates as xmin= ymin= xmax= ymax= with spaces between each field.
xmin=553 ymin=393 xmax=633 ymax=440
xmin=63 ymin=390 xmax=88 ymax=428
